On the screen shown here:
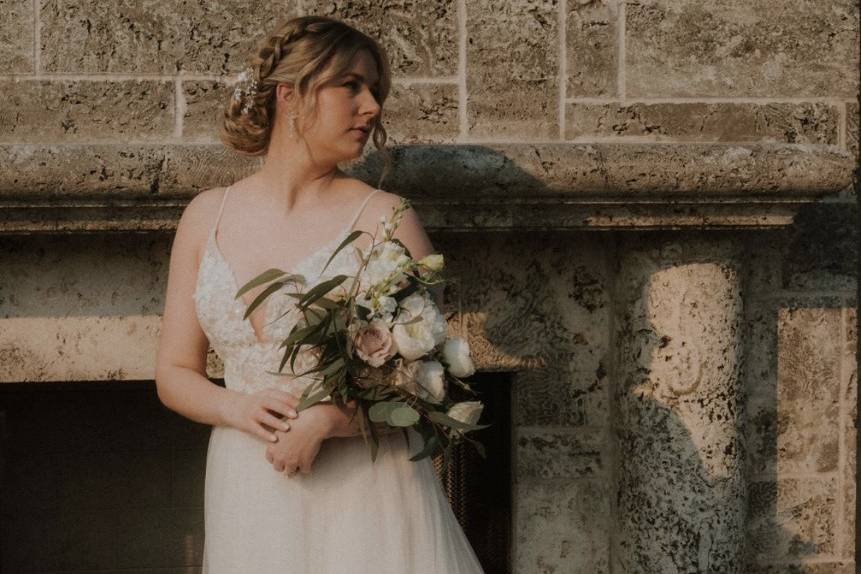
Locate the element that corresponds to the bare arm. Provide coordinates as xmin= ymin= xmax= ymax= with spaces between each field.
xmin=154 ymin=190 xmax=236 ymax=427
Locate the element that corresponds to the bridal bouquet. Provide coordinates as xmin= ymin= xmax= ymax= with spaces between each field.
xmin=235 ymin=198 xmax=489 ymax=467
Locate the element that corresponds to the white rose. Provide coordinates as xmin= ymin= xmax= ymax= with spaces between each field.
xmin=442 ymin=336 xmax=475 ymax=378
xmin=392 ymin=292 xmax=448 ymax=360
xmin=446 ymin=401 xmax=484 ymax=429
xmin=415 ymin=360 xmax=446 ymax=404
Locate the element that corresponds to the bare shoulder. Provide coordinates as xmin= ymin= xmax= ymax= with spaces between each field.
xmin=175 ymin=187 xmax=228 ymax=256
xmin=180 ymin=187 xmax=227 ymax=232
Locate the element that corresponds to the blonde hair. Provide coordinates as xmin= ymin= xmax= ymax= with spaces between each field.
xmin=220 ymin=16 xmax=393 ymax=184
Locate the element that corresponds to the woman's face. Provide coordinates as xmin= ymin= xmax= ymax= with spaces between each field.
xmin=290 ymin=49 xmax=382 ymax=164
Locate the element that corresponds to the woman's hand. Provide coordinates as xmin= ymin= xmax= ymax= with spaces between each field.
xmin=219 ymin=388 xmax=301 ymax=443
xmin=264 ymin=406 xmax=333 ymax=477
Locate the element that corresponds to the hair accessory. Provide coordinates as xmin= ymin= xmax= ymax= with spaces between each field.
xmin=232 ymin=65 xmax=258 ymax=115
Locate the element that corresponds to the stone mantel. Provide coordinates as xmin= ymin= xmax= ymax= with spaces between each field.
xmin=0 ymin=142 xmax=853 ymax=233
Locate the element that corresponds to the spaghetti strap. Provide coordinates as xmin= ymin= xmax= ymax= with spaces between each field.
xmin=212 ymin=186 xmax=231 ymax=237
xmin=347 ymin=188 xmax=382 ymax=231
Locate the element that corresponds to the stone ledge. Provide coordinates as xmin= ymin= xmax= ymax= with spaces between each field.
xmin=0 ymin=142 xmax=854 ymax=232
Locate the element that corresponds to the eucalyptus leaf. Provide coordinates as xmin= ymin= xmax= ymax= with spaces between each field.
xmin=369 ymin=401 xmax=401 ymax=423
xmin=387 ymin=404 xmax=420 ymax=427
xmin=408 ymin=434 xmax=440 ymax=462
xmin=242 ymin=280 xmax=286 ymax=320
xmin=235 ymin=268 xmax=287 ymax=299
xmin=321 ymin=229 xmax=364 ymax=274
xmin=299 ymin=275 xmax=349 ymax=310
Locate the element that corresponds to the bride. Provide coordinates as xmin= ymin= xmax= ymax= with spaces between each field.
xmin=155 ymin=15 xmax=486 ymax=574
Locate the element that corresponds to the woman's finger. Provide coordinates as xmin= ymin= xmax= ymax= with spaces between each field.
xmin=253 ymin=422 xmax=278 ymax=443
xmin=260 ymin=412 xmax=291 ymax=432
xmin=263 ymin=398 xmax=298 ymax=419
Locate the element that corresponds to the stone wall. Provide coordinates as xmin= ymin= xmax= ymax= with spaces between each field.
xmin=0 ymin=1 xmax=858 ymax=573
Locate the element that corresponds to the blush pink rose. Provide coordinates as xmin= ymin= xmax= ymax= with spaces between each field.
xmin=354 ymin=319 xmax=398 ymax=368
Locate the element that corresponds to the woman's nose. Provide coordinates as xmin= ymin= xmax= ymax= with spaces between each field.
xmin=362 ymin=90 xmax=381 ymax=116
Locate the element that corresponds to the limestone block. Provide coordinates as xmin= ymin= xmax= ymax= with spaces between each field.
xmin=515 ymin=427 xmax=605 ymax=479
xmin=744 ymin=304 xmax=842 ymax=477
xmin=566 ymin=0 xmax=618 ymax=98
xmin=612 ymin=235 xmax=746 ymax=572
xmin=0 ymin=79 xmax=174 ymax=143
xmin=303 ymin=0 xmax=458 ymax=76
xmin=626 ymin=0 xmax=860 ymax=98
xmin=746 ymin=478 xmax=838 ymax=563
xmin=182 ymin=80 xmax=229 ymax=142
xmin=40 ymin=0 xmax=295 ymax=73
xmin=381 ymin=83 xmax=459 ymax=144
xmin=158 ymin=144 xmax=260 ymax=195
xmin=466 ymin=0 xmax=559 ymax=138
xmin=0 ymin=144 xmax=164 ymax=196
xmin=373 ymin=143 xmax=854 ymax=199
xmin=0 ymin=0 xmax=33 ymax=73
xmin=566 ymin=102 xmax=840 ymax=144
xmin=515 ymin=479 xmax=610 ymax=573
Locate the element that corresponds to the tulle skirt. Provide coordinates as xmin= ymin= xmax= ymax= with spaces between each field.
xmin=202 ymin=424 xmax=486 ymax=573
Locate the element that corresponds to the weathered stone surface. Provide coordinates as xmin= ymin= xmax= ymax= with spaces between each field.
xmin=0 ymin=144 xmax=165 ymax=196
xmin=566 ymin=0 xmax=618 ymax=97
xmin=436 ymin=231 xmax=611 ymax=413
xmin=0 ymin=142 xmax=854 ymax=203
xmin=516 ymin=427 xmax=605 ymax=479
xmin=612 ymin=234 xmax=746 ymax=573
xmin=566 ymin=102 xmax=840 ymax=144
xmin=626 ymin=0 xmax=860 ymax=98
xmin=381 ymin=82 xmax=459 ymax=144
xmin=744 ymin=304 xmax=841 ymax=477
xmin=182 ymin=80 xmax=229 ymax=142
xmin=0 ymin=80 xmax=174 ymax=143
xmin=742 ymin=204 xmax=858 ymax=295
xmin=40 ymin=0 xmax=294 ymax=74
xmin=515 ymin=479 xmax=609 ymax=573
xmin=746 ymin=478 xmax=838 ymax=563
xmin=745 ymin=562 xmax=856 ymax=574
xmin=159 ymin=144 xmax=260 ymax=195
xmin=304 ymin=0 xmax=458 ymax=76
xmin=369 ymin=143 xmax=855 ymax=199
xmin=847 ymin=101 xmax=859 ymax=161
xmin=466 ymin=0 xmax=559 ymax=138
xmin=0 ymin=0 xmax=33 ymax=73
xmin=842 ymin=307 xmax=856 ymax=559
xmin=0 ymin=233 xmax=169 ymax=381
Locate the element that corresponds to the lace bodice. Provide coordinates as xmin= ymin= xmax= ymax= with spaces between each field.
xmin=192 ymin=186 xmax=381 ymax=395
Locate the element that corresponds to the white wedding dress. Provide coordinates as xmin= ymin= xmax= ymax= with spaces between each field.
xmin=192 ymin=186 xmax=486 ymax=573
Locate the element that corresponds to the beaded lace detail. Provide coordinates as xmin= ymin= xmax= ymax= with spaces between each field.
xmin=192 ymin=187 xmax=381 ymax=395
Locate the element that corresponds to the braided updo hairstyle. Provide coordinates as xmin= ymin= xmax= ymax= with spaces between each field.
xmin=220 ymin=16 xmax=393 ymax=179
